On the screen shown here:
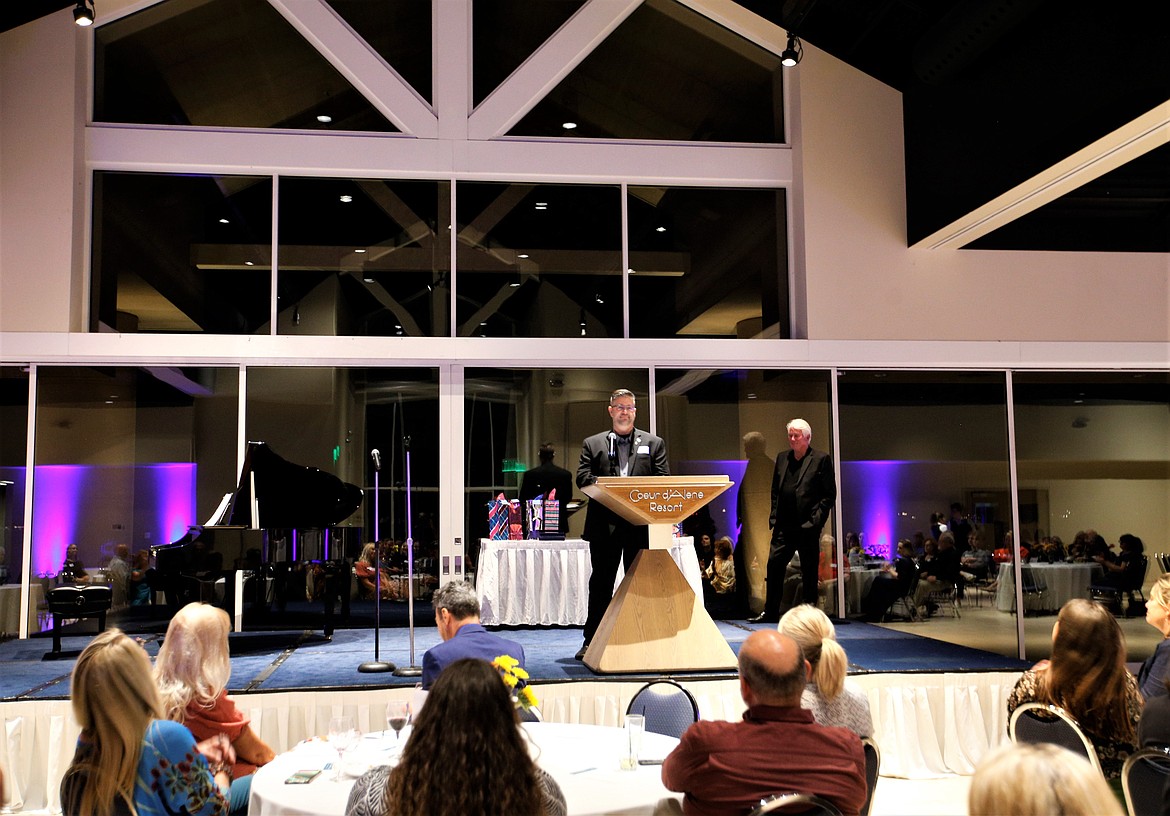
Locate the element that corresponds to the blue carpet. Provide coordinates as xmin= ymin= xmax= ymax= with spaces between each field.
xmin=0 ymin=618 xmax=1029 ymax=700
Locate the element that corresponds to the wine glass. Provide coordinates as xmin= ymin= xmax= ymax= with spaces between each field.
xmin=386 ymin=700 xmax=411 ymax=741
xmin=327 ymin=715 xmax=358 ymax=779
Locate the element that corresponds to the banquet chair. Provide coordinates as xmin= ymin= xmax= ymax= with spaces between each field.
xmin=626 ymin=679 xmax=699 ymax=739
xmin=882 ymin=570 xmax=921 ymax=623
xmin=923 ymin=582 xmax=960 ymax=618
xmin=1122 ymin=746 xmax=1170 ymax=816
xmin=749 ymin=793 xmax=843 ymax=815
xmin=1018 ymin=567 xmax=1050 ymax=615
xmin=1008 ymin=702 xmax=1102 ymax=774
xmin=861 ymin=738 xmax=881 ymax=816
xmin=1091 ymin=555 xmax=1149 ymax=617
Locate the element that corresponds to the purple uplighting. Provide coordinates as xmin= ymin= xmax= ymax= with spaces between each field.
xmin=841 ymin=460 xmax=900 ymax=560
xmin=677 ymin=459 xmax=748 ymax=540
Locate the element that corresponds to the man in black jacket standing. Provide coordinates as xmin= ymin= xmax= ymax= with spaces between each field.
xmin=750 ymin=418 xmax=837 ymax=623
xmin=518 ymin=442 xmax=574 ymax=536
xmin=575 ymin=389 xmax=669 ymax=659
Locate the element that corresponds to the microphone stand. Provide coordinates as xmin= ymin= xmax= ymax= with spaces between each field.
xmin=359 ymin=449 xmax=394 ymax=673
xmin=394 ymin=436 xmax=422 ymax=677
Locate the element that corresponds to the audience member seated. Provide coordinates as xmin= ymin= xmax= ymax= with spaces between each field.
xmin=1032 ymin=535 xmax=1067 ymax=563
xmin=1093 ymin=533 xmax=1146 ymax=600
xmin=105 ymin=543 xmax=131 ymax=607
xmin=128 ymin=549 xmax=154 ymax=606
xmin=1006 ymin=599 xmax=1141 ymax=782
xmin=354 ymin=542 xmax=394 ymax=600
xmin=702 ymin=536 xmax=739 ymax=617
xmin=346 ymin=657 xmax=566 ymax=816
xmin=779 ymin=535 xmax=836 ymax=611
xmin=661 ymin=629 xmax=866 ymax=816
xmin=694 ymin=533 xmax=715 ymax=572
xmin=780 ymin=604 xmax=872 ymax=738
xmin=959 ymin=535 xmax=993 ymax=583
xmin=58 ymin=544 xmax=91 ymax=585
xmin=968 ymin=742 xmax=1123 ymax=816
xmin=913 ymin=531 xmax=959 ymax=616
xmin=1136 ymin=574 xmax=1170 ymax=701
xmin=155 ymin=602 xmax=275 ymax=814
xmin=421 ymin=581 xmax=524 ymax=690
xmin=62 ymin=629 xmax=232 ymax=816
xmin=1084 ymin=531 xmax=1112 ymax=563
xmin=858 ymin=539 xmax=917 ymax=622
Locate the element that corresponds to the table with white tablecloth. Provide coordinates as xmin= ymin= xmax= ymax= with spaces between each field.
xmin=845 ymin=568 xmax=881 ymax=614
xmin=994 ymin=562 xmax=1102 ymax=612
xmin=249 ymin=721 xmax=682 ymax=816
xmin=476 ymin=536 xmax=700 ymax=626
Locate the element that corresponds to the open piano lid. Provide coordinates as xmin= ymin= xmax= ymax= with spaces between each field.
xmin=215 ymin=441 xmax=364 ymax=529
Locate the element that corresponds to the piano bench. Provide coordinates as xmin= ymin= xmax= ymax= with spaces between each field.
xmin=46 ymin=585 xmax=113 ymax=655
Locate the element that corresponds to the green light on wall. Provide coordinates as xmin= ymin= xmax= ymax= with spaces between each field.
xmin=501 ymin=458 xmax=526 ymax=474
xmin=333 ymin=446 xmax=340 ymax=464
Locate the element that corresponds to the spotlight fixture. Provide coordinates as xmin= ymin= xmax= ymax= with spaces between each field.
xmin=780 ymin=32 xmax=803 ymax=67
xmin=74 ymin=0 xmax=95 ymax=26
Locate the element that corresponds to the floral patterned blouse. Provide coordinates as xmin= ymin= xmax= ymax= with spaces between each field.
xmin=1006 ymin=668 xmax=1142 ymax=778
xmin=63 ymin=719 xmax=228 ymax=816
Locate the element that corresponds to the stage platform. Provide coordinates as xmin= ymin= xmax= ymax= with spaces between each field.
xmin=0 ymin=615 xmax=1031 ymax=813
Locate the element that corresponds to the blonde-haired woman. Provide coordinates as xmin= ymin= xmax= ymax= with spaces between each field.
xmin=62 ymin=629 xmax=231 ymax=816
xmin=779 ymin=603 xmax=872 ymax=737
xmin=155 ymin=603 xmax=274 ymax=813
xmin=969 ymin=742 xmax=1123 ymax=816
xmin=1006 ymin=598 xmax=1141 ymax=781
xmin=1137 ymin=574 xmax=1170 ymax=700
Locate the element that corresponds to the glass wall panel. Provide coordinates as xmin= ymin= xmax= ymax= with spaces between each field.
xmin=92 ymin=172 xmax=273 ymax=334
xmin=245 ymin=367 xmax=439 ymax=626
xmin=838 ymin=371 xmax=1016 ymax=657
xmin=510 ymin=0 xmax=784 ymax=141
xmin=472 ymin=1 xmax=585 ymax=107
xmin=0 ymin=368 xmax=30 ymax=636
xmin=463 ymin=368 xmax=650 ymax=565
xmin=95 ymin=0 xmax=395 ymax=131
xmin=1012 ymin=371 xmax=1170 ymax=662
xmin=628 ymin=187 xmax=787 ymax=338
xmin=277 ymin=178 xmax=450 ymax=337
xmin=455 ymin=183 xmax=622 ymax=338
xmin=31 ymin=366 xmax=238 ymax=631
xmin=328 ymin=0 xmax=432 ymax=103
xmin=656 ymin=369 xmax=832 ymax=616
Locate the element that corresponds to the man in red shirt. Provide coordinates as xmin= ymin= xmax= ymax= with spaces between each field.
xmin=662 ymin=629 xmax=867 ymax=815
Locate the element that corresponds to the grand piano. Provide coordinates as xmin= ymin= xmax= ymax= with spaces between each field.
xmin=152 ymin=441 xmax=364 ymax=634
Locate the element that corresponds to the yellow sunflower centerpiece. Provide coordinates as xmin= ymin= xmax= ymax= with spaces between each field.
xmin=492 ymin=654 xmax=538 ymax=713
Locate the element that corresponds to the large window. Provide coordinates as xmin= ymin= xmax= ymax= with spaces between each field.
xmin=0 ymin=368 xmax=30 ymax=633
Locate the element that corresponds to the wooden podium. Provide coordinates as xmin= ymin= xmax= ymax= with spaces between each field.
xmin=580 ymin=475 xmax=737 ymax=673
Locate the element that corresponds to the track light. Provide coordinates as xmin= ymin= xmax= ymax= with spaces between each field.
xmin=73 ymin=0 xmax=95 ymax=26
xmin=781 ymin=32 xmax=803 ymax=67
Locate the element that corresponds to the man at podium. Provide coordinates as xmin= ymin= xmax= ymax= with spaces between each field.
xmin=575 ymin=389 xmax=669 ymax=659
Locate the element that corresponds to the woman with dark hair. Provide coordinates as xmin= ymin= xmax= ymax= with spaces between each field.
xmin=345 ymin=658 xmax=566 ymax=816
xmin=1006 ymin=599 xmax=1141 ymax=781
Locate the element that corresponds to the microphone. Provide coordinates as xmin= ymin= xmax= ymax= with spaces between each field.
xmin=607 ymin=431 xmax=617 ymax=468
xmin=371 ymin=449 xmax=382 ymax=471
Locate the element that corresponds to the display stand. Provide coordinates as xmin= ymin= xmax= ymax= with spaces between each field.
xmin=579 ymin=475 xmax=736 ymax=673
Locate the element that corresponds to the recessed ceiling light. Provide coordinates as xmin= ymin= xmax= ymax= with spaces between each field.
xmin=316 ymin=114 xmax=333 ymax=124
xmin=627 ymin=268 xmax=636 ymax=274
xmin=518 ymin=253 xmax=529 ymax=259
xmin=362 ymin=276 xmax=375 ymax=283
xmin=562 ymin=122 xmax=577 ymax=130
xmin=534 ymin=202 xmax=548 ymax=210
xmin=480 ymin=321 xmax=488 ymax=326
xmin=339 ymin=195 xmax=353 ymax=203
xmin=354 ymin=248 xmax=366 ymax=253
xmin=244 ymin=261 xmax=254 ymax=266
xmin=509 ymin=282 xmax=520 ymax=288
xmin=218 ymin=218 xmax=229 ymax=224
xmin=656 ymin=226 xmax=666 ymax=233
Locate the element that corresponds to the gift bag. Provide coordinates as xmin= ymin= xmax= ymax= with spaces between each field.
xmin=508 ymin=499 xmax=523 ymax=540
xmin=526 ymin=499 xmax=544 ymax=539
xmin=487 ymin=494 xmax=510 ymax=540
xmin=542 ymin=489 xmax=560 ymax=537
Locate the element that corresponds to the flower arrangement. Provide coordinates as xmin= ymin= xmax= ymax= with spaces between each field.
xmin=492 ymin=654 xmax=538 ymax=712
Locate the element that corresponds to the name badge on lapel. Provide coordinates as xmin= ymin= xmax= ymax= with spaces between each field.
xmin=637 ymin=445 xmax=650 ymax=455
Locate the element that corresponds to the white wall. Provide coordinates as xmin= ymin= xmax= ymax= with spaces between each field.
xmin=797 ymin=45 xmax=1170 ymax=343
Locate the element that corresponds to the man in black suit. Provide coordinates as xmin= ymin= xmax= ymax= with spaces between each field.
xmin=575 ymin=389 xmax=669 ymax=659
xmin=750 ymin=418 xmax=837 ymax=623
xmin=518 ymin=442 xmax=574 ymax=536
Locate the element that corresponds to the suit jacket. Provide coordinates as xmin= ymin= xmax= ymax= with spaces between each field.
xmin=519 ymin=462 xmax=574 ymax=534
xmin=769 ymin=446 xmax=837 ymax=537
xmin=420 ymin=623 xmax=525 ymax=689
xmin=576 ymin=427 xmax=669 ymax=542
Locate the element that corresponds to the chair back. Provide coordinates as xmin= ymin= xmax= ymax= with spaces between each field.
xmin=1122 ymin=746 xmax=1170 ymax=816
xmin=749 ymin=793 xmax=843 ymax=816
xmin=625 ymin=679 xmax=699 ymax=739
xmin=1008 ymin=702 xmax=1102 ymax=774
xmin=861 ymin=738 xmax=880 ymax=816
xmin=517 ymin=705 xmax=543 ymax=723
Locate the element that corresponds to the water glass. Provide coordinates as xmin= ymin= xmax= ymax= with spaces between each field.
xmin=327 ymin=715 xmax=358 ymax=779
xmin=621 ymin=714 xmax=645 ymax=770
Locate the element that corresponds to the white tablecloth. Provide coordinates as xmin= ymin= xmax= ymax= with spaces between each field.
xmin=249 ymin=722 xmax=682 ymax=816
xmin=845 ymin=568 xmax=881 ymax=614
xmin=476 ymin=537 xmax=700 ymax=626
xmin=995 ymin=562 xmax=1101 ymax=612
xmin=0 ymin=584 xmax=44 ymax=636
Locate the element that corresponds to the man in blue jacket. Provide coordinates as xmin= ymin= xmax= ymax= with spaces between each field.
xmin=421 ymin=581 xmax=525 ymax=689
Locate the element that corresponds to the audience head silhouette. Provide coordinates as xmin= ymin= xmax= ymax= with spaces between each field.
xmin=737 ymin=629 xmax=808 ymax=707
xmin=780 ymin=604 xmax=848 ymax=701
xmin=969 ymin=742 xmax=1122 ymax=816
xmin=154 ymin=602 xmax=232 ymax=721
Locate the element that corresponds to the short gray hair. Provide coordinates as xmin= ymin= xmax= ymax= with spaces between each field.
xmin=431 ymin=581 xmax=480 ymax=620
xmin=786 ymin=418 xmax=812 ymax=439
xmin=609 ymin=389 xmax=636 ymax=406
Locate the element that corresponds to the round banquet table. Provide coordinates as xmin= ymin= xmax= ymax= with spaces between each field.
xmin=249 ymin=721 xmax=682 ymax=816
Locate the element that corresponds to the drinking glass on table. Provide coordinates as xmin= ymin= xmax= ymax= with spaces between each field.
xmin=327 ymin=715 xmax=358 ymax=780
xmin=621 ymin=714 xmax=645 ymax=770
xmin=386 ymin=700 xmax=411 ymax=741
